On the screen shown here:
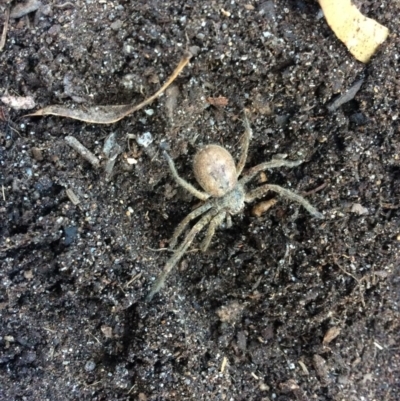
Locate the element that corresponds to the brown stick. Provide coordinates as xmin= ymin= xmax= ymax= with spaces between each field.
xmin=0 ymin=6 xmax=10 ymax=52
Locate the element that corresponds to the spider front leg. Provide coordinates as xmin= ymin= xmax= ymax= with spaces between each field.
xmin=245 ymin=184 xmax=324 ymax=218
xmin=236 ymin=110 xmax=253 ymax=177
xmin=200 ymin=211 xmax=226 ymax=252
xmin=169 ymin=202 xmax=212 ymax=249
xmin=146 ymin=210 xmax=215 ymax=301
xmin=163 ymin=150 xmax=210 ymax=201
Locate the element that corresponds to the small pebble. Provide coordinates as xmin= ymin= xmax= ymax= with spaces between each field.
xmin=64 ymin=226 xmax=78 ymax=246
xmin=126 ymin=157 xmax=138 ymax=165
xmin=85 ymin=360 xmax=96 ymax=372
xmin=123 ymin=43 xmax=134 ymax=55
xmin=31 ymin=147 xmax=43 ymax=161
xmin=110 ymin=20 xmax=123 ymax=30
xmin=136 ymin=132 xmax=153 ymax=148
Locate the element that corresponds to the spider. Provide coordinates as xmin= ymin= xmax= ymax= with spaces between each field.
xmin=146 ymin=111 xmax=323 ymax=301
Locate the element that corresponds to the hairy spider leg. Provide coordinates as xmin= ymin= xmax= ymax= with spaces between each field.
xmin=200 ymin=211 xmax=227 ymax=252
xmin=240 ymin=159 xmax=304 ymax=185
xmin=245 ymin=184 xmax=324 ymax=218
xmin=163 ymin=150 xmax=210 ymax=201
xmin=146 ymin=210 xmax=216 ymax=301
xmin=236 ymin=110 xmax=253 ymax=177
xmin=169 ymin=202 xmax=213 ymax=249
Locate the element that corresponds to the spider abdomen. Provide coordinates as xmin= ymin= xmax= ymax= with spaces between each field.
xmin=193 ymin=144 xmax=237 ymax=197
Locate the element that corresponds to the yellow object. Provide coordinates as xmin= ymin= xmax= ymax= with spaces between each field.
xmin=319 ymin=0 xmax=389 ymax=63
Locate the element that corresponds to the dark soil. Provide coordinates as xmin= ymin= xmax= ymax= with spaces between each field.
xmin=1 ymin=1 xmax=399 ymax=400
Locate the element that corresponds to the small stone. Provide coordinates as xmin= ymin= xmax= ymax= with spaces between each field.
xmin=110 ymin=20 xmax=123 ymax=30
xmin=189 ymin=46 xmax=200 ymax=56
xmin=24 ymin=351 xmax=37 ymax=363
xmin=1 ymin=95 xmax=36 ymax=110
xmin=126 ymin=157 xmax=138 ymax=165
xmin=101 ymin=325 xmax=113 ymax=338
xmin=351 ymin=203 xmax=369 ymax=215
xmin=121 ymin=73 xmax=143 ymax=91
xmin=64 ymin=226 xmax=78 ymax=246
xmin=31 ymin=147 xmax=43 ymax=161
xmin=48 ymin=24 xmax=61 ymax=36
xmin=85 ymin=360 xmax=96 ymax=372
xmin=136 ymin=132 xmax=153 ymax=148
xmin=123 ymin=42 xmax=134 ymax=55
xmin=24 ymin=270 xmax=33 ymax=280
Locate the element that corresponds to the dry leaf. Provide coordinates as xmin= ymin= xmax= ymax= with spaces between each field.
xmin=323 ymin=326 xmax=341 ymax=344
xmin=319 ymin=0 xmax=389 ymax=63
xmin=25 ymin=51 xmax=193 ymax=124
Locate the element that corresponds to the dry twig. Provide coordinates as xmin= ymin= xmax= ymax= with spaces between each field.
xmin=65 ymin=136 xmax=100 ymax=168
xmin=0 ymin=6 xmax=10 ymax=52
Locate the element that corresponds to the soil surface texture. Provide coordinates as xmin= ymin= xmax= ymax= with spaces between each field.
xmin=1 ymin=1 xmax=399 ymax=400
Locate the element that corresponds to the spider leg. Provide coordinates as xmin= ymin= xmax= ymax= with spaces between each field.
xmin=236 ymin=109 xmax=253 ymax=177
xmin=146 ymin=209 xmax=215 ymax=301
xmin=163 ymin=150 xmax=210 ymax=201
xmin=169 ymin=202 xmax=213 ymax=250
xmin=200 ymin=211 xmax=226 ymax=253
xmin=245 ymin=184 xmax=324 ymax=218
xmin=240 ymin=159 xmax=303 ymax=185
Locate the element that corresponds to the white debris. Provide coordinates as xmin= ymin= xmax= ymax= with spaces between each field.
xmin=136 ymin=132 xmax=153 ymax=148
xmin=1 ymin=95 xmax=36 ymax=110
xmin=351 ymin=203 xmax=369 ymax=215
xmin=126 ymin=157 xmax=138 ymax=165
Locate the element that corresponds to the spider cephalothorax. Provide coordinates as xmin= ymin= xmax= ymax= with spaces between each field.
xmin=146 ymin=111 xmax=323 ymax=300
